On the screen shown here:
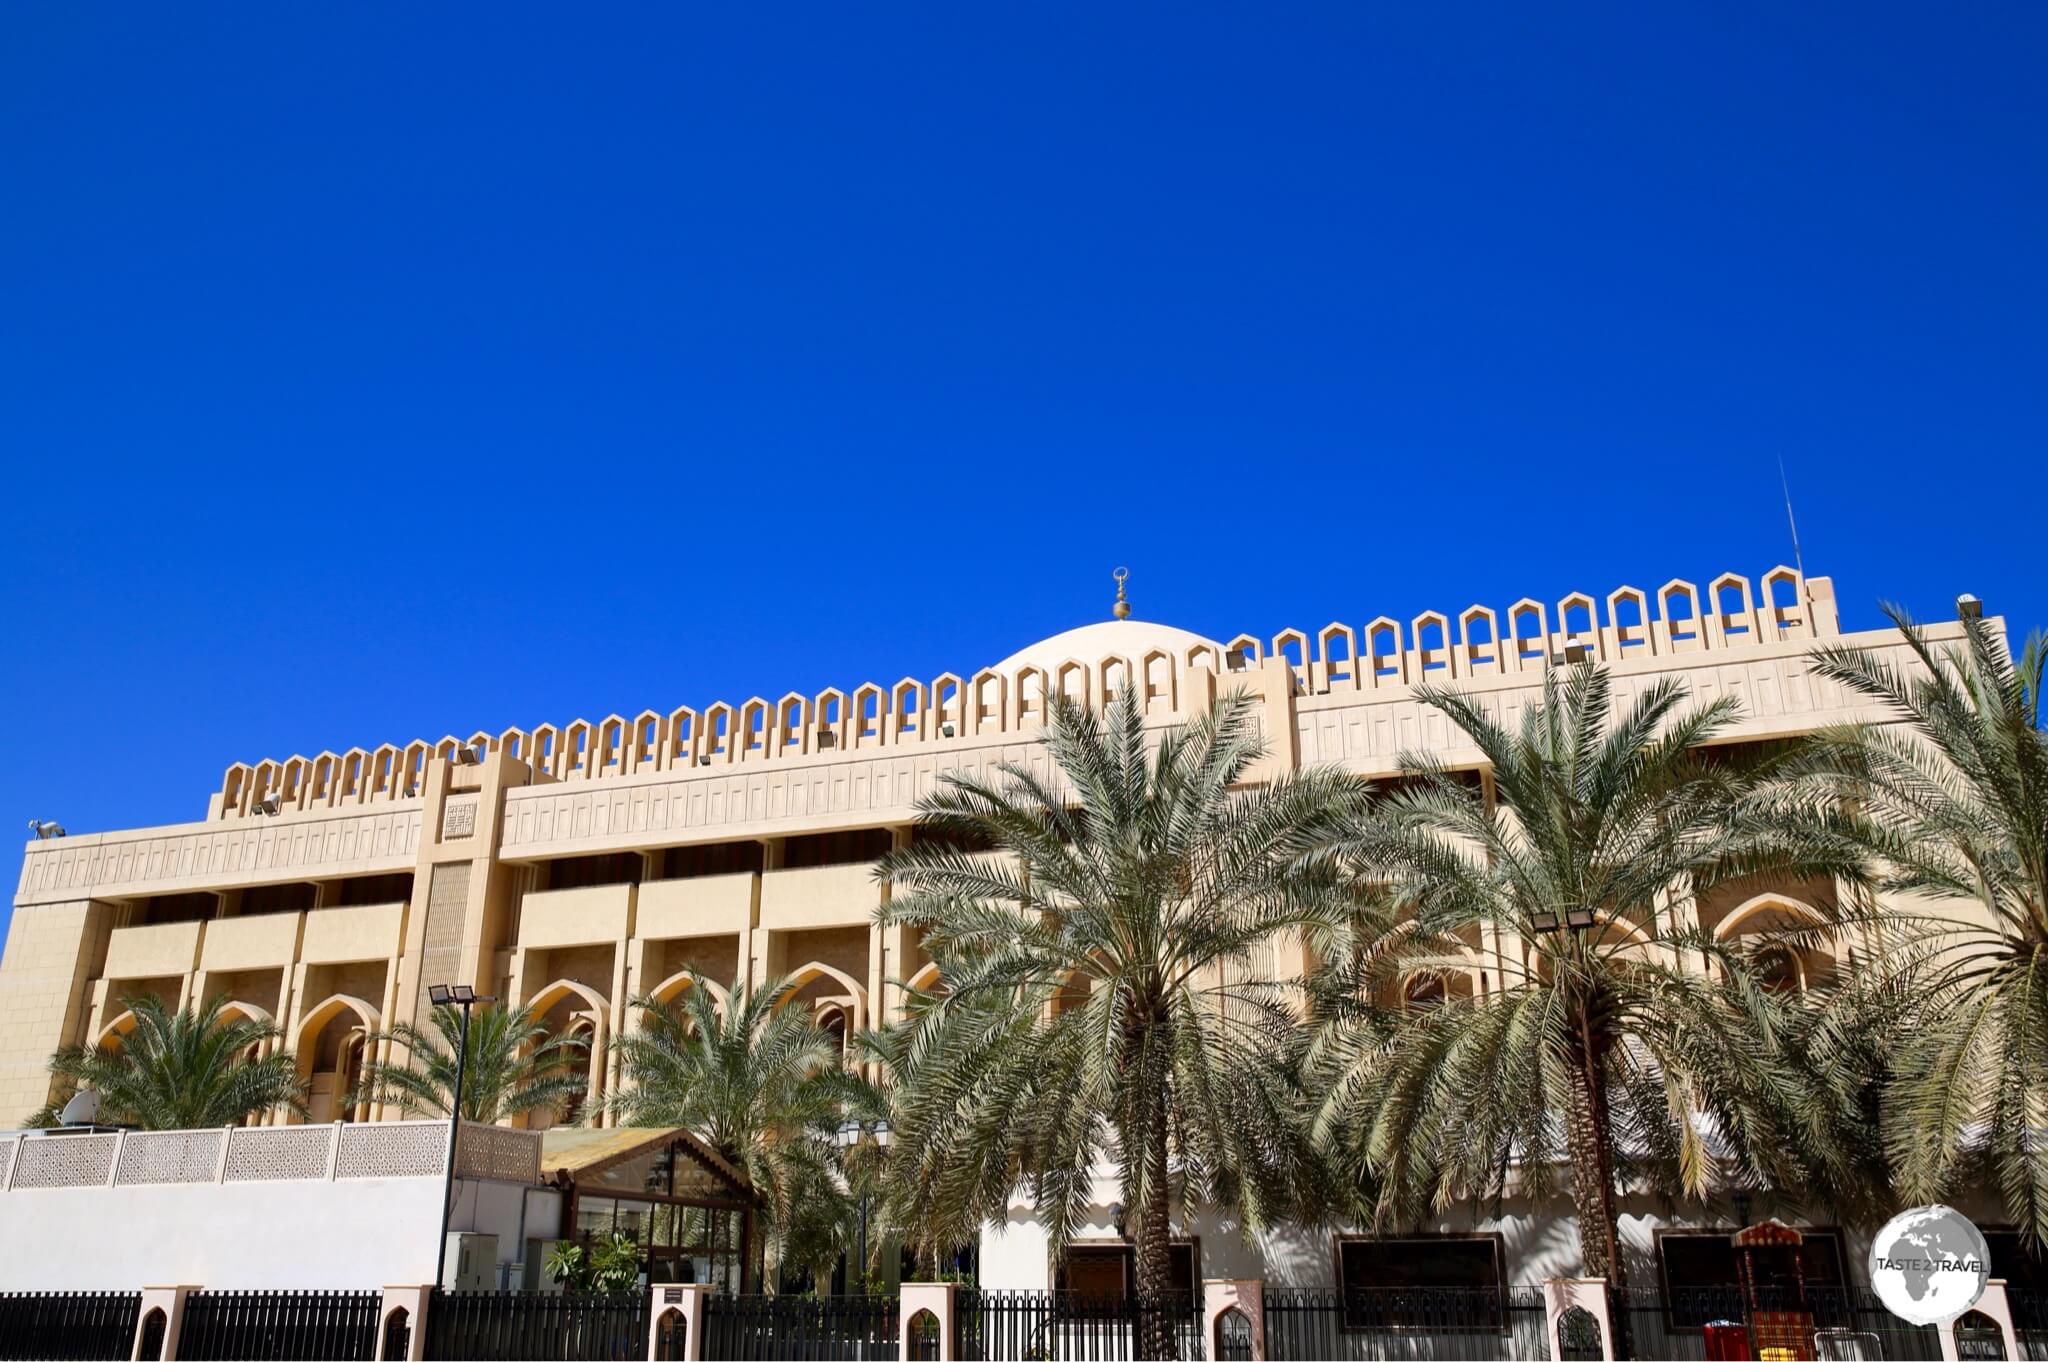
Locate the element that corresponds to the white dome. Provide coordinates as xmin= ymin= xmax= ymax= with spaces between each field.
xmin=992 ymin=619 xmax=1226 ymax=674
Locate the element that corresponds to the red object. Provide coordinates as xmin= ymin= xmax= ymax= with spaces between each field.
xmin=1703 ymin=1320 xmax=1754 ymax=1360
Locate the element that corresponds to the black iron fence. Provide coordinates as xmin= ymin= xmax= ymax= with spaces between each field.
xmin=176 ymin=1289 xmax=382 ymax=1361
xmin=0 ymin=1292 xmax=140 ymax=1362
xmin=424 ymin=1289 xmax=649 ymax=1361
xmin=3 ymin=1281 xmax=2041 ymax=1361
xmin=1262 ymin=1285 xmax=1550 ymax=1361
xmin=956 ymin=1290 xmax=1201 ymax=1361
xmin=2014 ymin=1289 xmax=2048 ymax=1362
xmin=702 ymin=1293 xmax=901 ymax=1360
xmin=1612 ymin=1284 xmax=1944 ymax=1361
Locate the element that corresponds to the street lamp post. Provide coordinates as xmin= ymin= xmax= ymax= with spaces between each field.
xmin=834 ymin=1120 xmax=892 ymax=1293
xmin=429 ymin=983 xmax=496 ymax=1287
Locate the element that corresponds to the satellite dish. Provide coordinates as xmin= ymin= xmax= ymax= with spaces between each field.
xmin=58 ymin=1090 xmax=101 ymax=1126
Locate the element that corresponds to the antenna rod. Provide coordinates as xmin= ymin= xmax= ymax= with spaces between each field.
xmin=1777 ymin=455 xmax=1806 ymax=586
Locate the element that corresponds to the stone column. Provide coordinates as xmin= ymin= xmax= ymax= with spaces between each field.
xmin=1543 ymin=1278 xmax=1614 ymax=1362
xmin=900 ymin=1282 xmax=958 ymax=1362
xmin=645 ymin=1284 xmax=708 ymax=1361
xmin=376 ymin=1286 xmax=431 ymax=1362
xmin=1935 ymin=1280 xmax=2020 ymax=1362
xmin=1202 ymin=1279 xmax=1265 ymax=1362
xmin=131 ymin=1285 xmax=198 ymax=1362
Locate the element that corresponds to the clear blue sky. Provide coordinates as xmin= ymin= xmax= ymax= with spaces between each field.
xmin=3 ymin=6 xmax=2042 ymax=933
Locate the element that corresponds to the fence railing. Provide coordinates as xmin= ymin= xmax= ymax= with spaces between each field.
xmin=1262 ymin=1285 xmax=1550 ymax=1361
xmin=955 ymin=1290 xmax=1201 ymax=1361
xmin=0 ymin=1292 xmax=140 ymax=1362
xmin=2012 ymin=1289 xmax=2048 ymax=1362
xmin=1612 ymin=1284 xmax=1944 ymax=1361
xmin=703 ymin=1293 xmax=902 ymax=1360
xmin=424 ymin=1288 xmax=650 ymax=1361
xmin=4 ymin=1282 xmax=2040 ymax=1361
xmin=176 ymin=1289 xmax=382 ymax=1361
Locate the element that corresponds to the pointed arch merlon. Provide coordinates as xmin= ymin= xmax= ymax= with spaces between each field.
xmin=1709 ymin=572 xmax=1757 ymax=646
xmin=1410 ymin=611 xmax=1454 ymax=677
xmin=1317 ymin=624 xmax=1359 ymax=692
xmin=1761 ymin=565 xmax=1809 ymax=639
xmin=775 ymin=693 xmax=809 ymax=758
xmin=1507 ymin=598 xmax=1548 ymax=665
xmin=851 ymin=685 xmax=886 ymax=748
xmin=1458 ymin=606 xmax=1503 ymax=675
xmin=1555 ymin=592 xmax=1600 ymax=660
xmin=1364 ymin=617 xmax=1405 ymax=688
xmin=1222 ymin=633 xmax=1262 ymax=675
xmin=930 ymin=673 xmax=965 ymax=738
xmin=970 ymin=671 xmax=1007 ymax=735
xmin=815 ymin=687 xmax=850 ymax=751
xmin=1606 ymin=586 xmax=1654 ymax=657
xmin=1658 ymin=579 xmax=1703 ymax=651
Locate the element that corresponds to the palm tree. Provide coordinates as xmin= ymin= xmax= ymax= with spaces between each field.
xmin=42 ymin=993 xmax=305 ymax=1129
xmin=873 ymin=688 xmax=1361 ymax=1359
xmin=1799 ymin=604 xmax=2048 ymax=1241
xmin=607 ymin=972 xmax=854 ymax=1288
xmin=353 ymin=1001 xmax=588 ymax=1123
xmin=1306 ymin=664 xmax=1868 ymax=1354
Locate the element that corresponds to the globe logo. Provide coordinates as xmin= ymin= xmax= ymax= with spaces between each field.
xmin=1867 ymin=1205 xmax=1989 ymax=1326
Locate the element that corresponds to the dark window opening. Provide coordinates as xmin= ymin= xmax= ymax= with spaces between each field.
xmin=239 ymin=882 xmax=318 ymax=916
xmin=655 ymin=841 xmax=764 ymax=881
xmin=329 ymin=872 xmax=414 ymax=907
xmin=1054 ymin=1241 xmax=1198 ymax=1303
xmin=540 ymin=853 xmax=643 ymax=891
xmin=1335 ymin=1236 xmax=1504 ymax=1330
xmin=125 ymin=892 xmax=219 ymax=926
xmin=1656 ymin=1229 xmax=1848 ymax=1329
xmin=781 ymin=829 xmax=893 ymax=869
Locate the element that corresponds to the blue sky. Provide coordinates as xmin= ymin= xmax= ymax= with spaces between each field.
xmin=2 ymin=6 xmax=2042 ymax=932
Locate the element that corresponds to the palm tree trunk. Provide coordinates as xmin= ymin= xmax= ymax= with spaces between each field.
xmin=1131 ymin=1105 xmax=1179 ymax=1362
xmin=1563 ymin=1017 xmax=1633 ymax=1359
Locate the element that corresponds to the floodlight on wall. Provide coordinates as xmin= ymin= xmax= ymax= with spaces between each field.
xmin=252 ymin=794 xmax=282 ymax=816
xmin=28 ymin=819 xmax=65 ymax=840
xmin=697 ymin=754 xmax=713 ymax=766
xmin=1957 ymin=594 xmax=1984 ymax=621
xmin=450 ymin=744 xmax=483 ymax=766
xmin=817 ymin=730 xmax=837 ymax=749
xmin=940 ymin=722 xmax=956 ymax=738
xmin=1561 ymin=643 xmax=1592 ymax=665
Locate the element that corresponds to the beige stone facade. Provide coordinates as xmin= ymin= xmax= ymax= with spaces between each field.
xmin=0 ymin=566 xmax=1982 ymax=1131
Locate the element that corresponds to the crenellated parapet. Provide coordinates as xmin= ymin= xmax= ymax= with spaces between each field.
xmin=210 ymin=567 xmax=1836 ymax=819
